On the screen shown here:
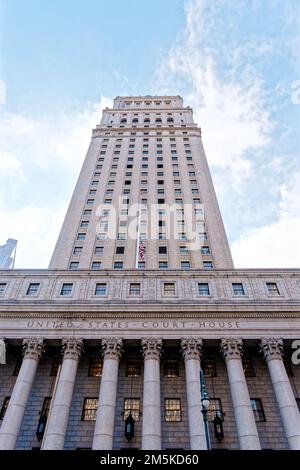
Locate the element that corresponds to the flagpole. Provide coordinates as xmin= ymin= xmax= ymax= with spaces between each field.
xmin=135 ymin=205 xmax=141 ymax=269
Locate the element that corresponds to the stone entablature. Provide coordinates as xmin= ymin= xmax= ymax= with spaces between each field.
xmin=0 ymin=269 xmax=300 ymax=306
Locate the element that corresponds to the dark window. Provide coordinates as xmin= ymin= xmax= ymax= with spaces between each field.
xmin=243 ymin=358 xmax=255 ymax=377
xmin=159 ymin=246 xmax=167 ymax=254
xmin=88 ymin=359 xmax=103 ymax=377
xmin=0 ymin=397 xmax=10 ymax=420
xmin=95 ymin=283 xmax=107 ymax=296
xmin=115 ymin=246 xmax=125 ymax=255
xmin=60 ymin=283 xmax=73 ymax=296
xmin=202 ymin=359 xmax=217 ymax=377
xmin=0 ymin=283 xmax=7 ymax=296
xmin=91 ymin=262 xmax=101 ymax=270
xmin=94 ymin=246 xmax=103 ymax=255
xmin=159 ymin=261 xmax=168 ymax=269
xmin=123 ymin=398 xmax=140 ymax=421
xmin=251 ymin=398 xmax=266 ymax=422
xmin=164 ymin=283 xmax=175 ymax=295
xmin=73 ymin=247 xmax=82 ymax=255
xmin=164 ymin=360 xmax=179 ymax=377
xmin=232 ymin=283 xmax=245 ymax=295
xmin=26 ymin=283 xmax=40 ymax=295
xmin=266 ymin=282 xmax=280 ymax=295
xmin=198 ymin=283 xmax=210 ymax=296
xmin=126 ymin=360 xmax=141 ymax=377
xmin=181 ymin=261 xmax=190 ymax=270
xmin=13 ymin=357 xmax=22 ymax=376
xmin=40 ymin=397 xmax=52 ymax=418
xmin=114 ymin=261 xmax=123 ymax=269
xmin=77 ymin=233 xmax=86 ymax=240
xmin=208 ymin=398 xmax=223 ymax=421
xmin=203 ymin=261 xmax=213 ymax=269
xmin=50 ymin=357 xmax=61 ymax=376
xmin=69 ymin=262 xmax=79 ymax=270
xmin=82 ymin=398 xmax=98 ymax=421
xmin=164 ymin=399 xmax=181 ymax=422
xmin=80 ymin=221 xmax=89 ymax=228
xmin=129 ymin=283 xmax=141 ymax=295
xmin=201 ymin=246 xmax=210 ymax=254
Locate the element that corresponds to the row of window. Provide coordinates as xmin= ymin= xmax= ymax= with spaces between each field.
xmin=68 ymin=261 xmax=213 ymax=271
xmin=0 ymin=395 xmax=283 ymax=423
xmin=0 ymin=281 xmax=282 ymax=297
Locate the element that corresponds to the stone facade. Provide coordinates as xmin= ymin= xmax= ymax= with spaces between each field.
xmin=0 ymin=96 xmax=300 ymax=450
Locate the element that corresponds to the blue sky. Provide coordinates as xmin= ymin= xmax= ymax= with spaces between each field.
xmin=0 ymin=0 xmax=300 ymax=268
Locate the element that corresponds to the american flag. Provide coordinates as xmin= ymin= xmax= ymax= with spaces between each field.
xmin=138 ymin=238 xmax=145 ymax=260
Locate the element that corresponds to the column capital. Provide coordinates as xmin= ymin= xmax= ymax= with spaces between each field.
xmin=259 ymin=337 xmax=283 ymax=362
xmin=181 ymin=337 xmax=202 ymax=361
xmin=141 ymin=338 xmax=162 ymax=360
xmin=62 ymin=337 xmax=84 ymax=361
xmin=22 ymin=337 xmax=44 ymax=361
xmin=220 ymin=337 xmax=243 ymax=360
xmin=101 ymin=337 xmax=123 ymax=360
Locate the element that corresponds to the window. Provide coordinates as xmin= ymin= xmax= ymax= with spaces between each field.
xmin=159 ymin=261 xmax=168 ymax=269
xmin=251 ymin=398 xmax=266 ymax=422
xmin=83 ymin=209 xmax=92 ymax=216
xmin=88 ymin=359 xmax=103 ymax=377
xmin=69 ymin=262 xmax=79 ymax=270
xmin=86 ymin=199 xmax=94 ymax=205
xmin=164 ymin=360 xmax=179 ymax=377
xmin=123 ymin=398 xmax=140 ymax=422
xmin=232 ymin=283 xmax=245 ymax=296
xmin=180 ymin=246 xmax=188 ymax=255
xmin=164 ymin=283 xmax=175 ymax=295
xmin=181 ymin=261 xmax=190 ymax=270
xmin=243 ymin=358 xmax=255 ymax=377
xmin=129 ymin=283 xmax=141 ymax=295
xmin=94 ymin=246 xmax=103 ymax=255
xmin=91 ymin=262 xmax=101 ymax=270
xmin=116 ymin=246 xmax=125 ymax=255
xmin=208 ymin=398 xmax=223 ymax=421
xmin=114 ymin=261 xmax=123 ymax=269
xmin=73 ymin=247 xmax=82 ymax=255
xmin=95 ymin=283 xmax=107 ymax=296
xmin=202 ymin=359 xmax=217 ymax=377
xmin=266 ymin=282 xmax=280 ymax=295
xmin=203 ymin=261 xmax=213 ymax=270
xmin=198 ymin=283 xmax=210 ymax=296
xmin=126 ymin=360 xmax=141 ymax=377
xmin=164 ymin=399 xmax=181 ymax=422
xmin=26 ymin=283 xmax=40 ymax=296
xmin=158 ymin=246 xmax=167 ymax=254
xmin=138 ymin=261 xmax=145 ymax=269
xmin=60 ymin=283 xmax=73 ymax=296
xmin=77 ymin=233 xmax=86 ymax=241
xmin=201 ymin=246 xmax=210 ymax=254
xmin=40 ymin=397 xmax=52 ymax=418
xmin=0 ymin=397 xmax=10 ymax=420
xmin=82 ymin=398 xmax=98 ymax=421
xmin=50 ymin=357 xmax=61 ymax=376
xmin=13 ymin=357 xmax=22 ymax=376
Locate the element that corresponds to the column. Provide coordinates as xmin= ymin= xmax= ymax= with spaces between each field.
xmin=141 ymin=337 xmax=162 ymax=450
xmin=260 ymin=337 xmax=300 ymax=450
xmin=0 ymin=337 xmax=44 ymax=450
xmin=42 ymin=337 xmax=84 ymax=450
xmin=92 ymin=337 xmax=123 ymax=450
xmin=181 ymin=337 xmax=206 ymax=450
xmin=220 ymin=337 xmax=261 ymax=450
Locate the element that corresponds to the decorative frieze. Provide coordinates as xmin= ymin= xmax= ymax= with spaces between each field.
xmin=22 ymin=337 xmax=44 ymax=360
xmin=62 ymin=337 xmax=84 ymax=361
xmin=181 ymin=337 xmax=202 ymax=360
xmin=101 ymin=337 xmax=123 ymax=360
xmin=259 ymin=337 xmax=284 ymax=362
xmin=141 ymin=337 xmax=162 ymax=360
xmin=220 ymin=337 xmax=243 ymax=360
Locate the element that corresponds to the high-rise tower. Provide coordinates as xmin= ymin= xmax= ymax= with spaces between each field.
xmin=50 ymin=96 xmax=233 ymax=270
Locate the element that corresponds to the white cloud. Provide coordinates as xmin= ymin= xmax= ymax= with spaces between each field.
xmin=0 ymin=96 xmax=113 ymax=268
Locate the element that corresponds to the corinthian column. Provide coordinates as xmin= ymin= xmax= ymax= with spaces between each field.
xmin=141 ymin=338 xmax=162 ymax=450
xmin=42 ymin=338 xmax=83 ymax=450
xmin=92 ymin=338 xmax=123 ymax=450
xmin=0 ymin=338 xmax=44 ymax=450
xmin=181 ymin=337 xmax=206 ymax=450
xmin=260 ymin=337 xmax=300 ymax=450
xmin=220 ymin=338 xmax=261 ymax=450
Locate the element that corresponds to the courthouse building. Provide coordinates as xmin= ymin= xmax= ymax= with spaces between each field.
xmin=0 ymin=95 xmax=300 ymax=450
